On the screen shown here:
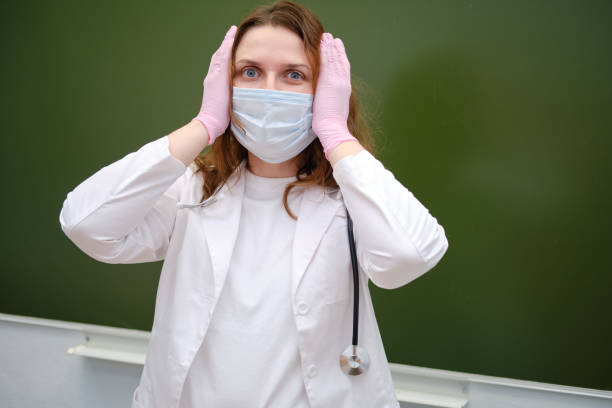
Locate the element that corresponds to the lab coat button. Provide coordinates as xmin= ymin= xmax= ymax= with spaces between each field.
xmin=297 ymin=302 xmax=309 ymax=315
xmin=307 ymin=364 xmax=317 ymax=377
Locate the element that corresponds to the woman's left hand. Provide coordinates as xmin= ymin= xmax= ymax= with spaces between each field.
xmin=312 ymin=33 xmax=358 ymax=160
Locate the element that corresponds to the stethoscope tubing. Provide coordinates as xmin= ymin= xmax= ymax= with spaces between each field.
xmin=346 ymin=208 xmax=359 ymax=347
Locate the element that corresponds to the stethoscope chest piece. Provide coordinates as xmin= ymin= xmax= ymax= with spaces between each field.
xmin=340 ymin=344 xmax=370 ymax=375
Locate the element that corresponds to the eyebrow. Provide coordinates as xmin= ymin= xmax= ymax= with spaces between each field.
xmin=235 ymin=59 xmax=311 ymax=72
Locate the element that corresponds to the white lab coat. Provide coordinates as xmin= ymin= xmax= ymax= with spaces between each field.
xmin=59 ymin=135 xmax=448 ymax=408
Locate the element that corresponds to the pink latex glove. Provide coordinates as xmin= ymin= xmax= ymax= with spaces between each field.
xmin=312 ymin=33 xmax=358 ymax=160
xmin=192 ymin=25 xmax=237 ymax=146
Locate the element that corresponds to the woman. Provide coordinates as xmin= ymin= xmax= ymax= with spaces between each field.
xmin=59 ymin=1 xmax=448 ymax=407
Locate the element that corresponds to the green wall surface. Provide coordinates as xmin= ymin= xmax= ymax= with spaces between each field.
xmin=2 ymin=0 xmax=610 ymax=391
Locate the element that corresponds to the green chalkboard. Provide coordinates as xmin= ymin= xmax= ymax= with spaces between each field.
xmin=1 ymin=0 xmax=610 ymax=392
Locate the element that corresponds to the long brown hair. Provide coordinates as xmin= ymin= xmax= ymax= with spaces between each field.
xmin=193 ymin=0 xmax=376 ymax=220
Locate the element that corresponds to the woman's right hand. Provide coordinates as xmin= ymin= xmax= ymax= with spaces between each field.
xmin=193 ymin=25 xmax=237 ymax=145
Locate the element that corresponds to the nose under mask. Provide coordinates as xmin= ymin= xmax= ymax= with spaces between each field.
xmin=230 ymin=86 xmax=317 ymax=164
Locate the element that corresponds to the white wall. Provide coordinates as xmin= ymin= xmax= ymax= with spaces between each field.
xmin=0 ymin=319 xmax=141 ymax=408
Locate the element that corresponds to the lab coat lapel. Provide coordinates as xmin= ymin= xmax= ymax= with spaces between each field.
xmin=200 ymin=161 xmax=247 ymax=299
xmin=292 ymin=186 xmax=343 ymax=299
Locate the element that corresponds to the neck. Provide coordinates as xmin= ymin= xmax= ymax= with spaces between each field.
xmin=247 ymin=152 xmax=299 ymax=178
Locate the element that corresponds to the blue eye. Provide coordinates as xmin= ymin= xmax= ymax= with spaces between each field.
xmin=288 ymin=71 xmax=303 ymax=80
xmin=244 ymin=68 xmax=257 ymax=78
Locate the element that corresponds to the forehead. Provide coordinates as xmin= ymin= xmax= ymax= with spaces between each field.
xmin=235 ymin=25 xmax=309 ymax=67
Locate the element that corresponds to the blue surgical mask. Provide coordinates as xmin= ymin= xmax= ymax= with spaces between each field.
xmin=230 ymin=87 xmax=317 ymax=164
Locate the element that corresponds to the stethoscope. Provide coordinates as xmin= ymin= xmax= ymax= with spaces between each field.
xmin=178 ymin=181 xmax=370 ymax=376
xmin=340 ymin=208 xmax=370 ymax=376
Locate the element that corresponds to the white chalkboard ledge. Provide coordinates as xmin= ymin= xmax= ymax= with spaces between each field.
xmin=67 ymin=338 xmax=147 ymax=365
xmin=0 ymin=312 xmax=148 ymax=365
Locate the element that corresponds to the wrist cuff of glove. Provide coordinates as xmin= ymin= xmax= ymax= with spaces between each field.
xmin=323 ymin=133 xmax=359 ymax=160
xmin=192 ymin=116 xmax=220 ymax=146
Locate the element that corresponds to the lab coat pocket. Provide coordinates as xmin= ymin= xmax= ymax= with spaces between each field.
xmin=315 ymin=211 xmax=353 ymax=304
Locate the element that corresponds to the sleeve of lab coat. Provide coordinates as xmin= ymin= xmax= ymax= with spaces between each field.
xmin=59 ymin=135 xmax=189 ymax=264
xmin=332 ymin=149 xmax=449 ymax=290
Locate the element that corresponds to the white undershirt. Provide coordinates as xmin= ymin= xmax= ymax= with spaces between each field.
xmin=179 ymin=167 xmax=310 ymax=408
